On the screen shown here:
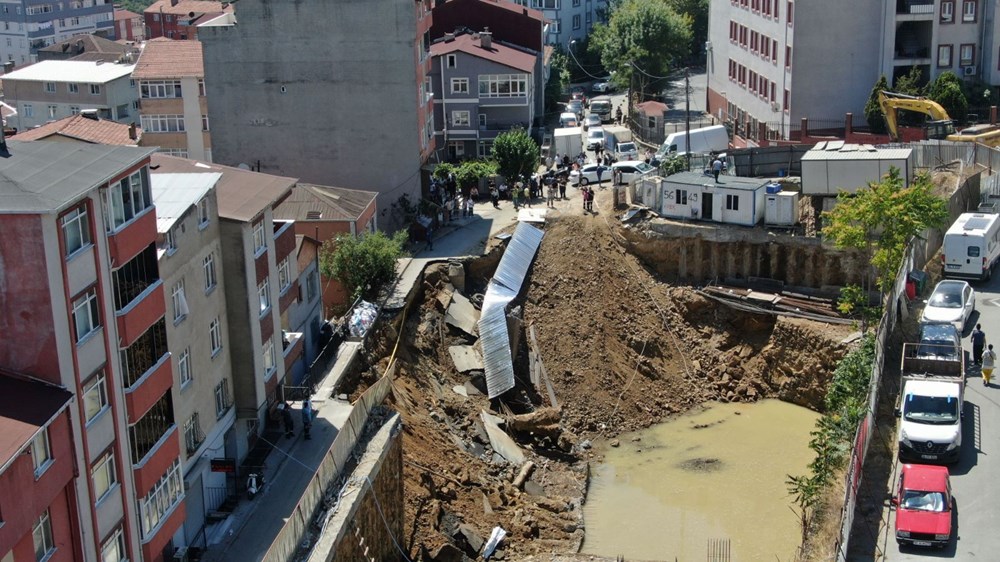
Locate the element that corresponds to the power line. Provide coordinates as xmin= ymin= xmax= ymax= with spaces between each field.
xmin=567 ymin=40 xmax=607 ymax=81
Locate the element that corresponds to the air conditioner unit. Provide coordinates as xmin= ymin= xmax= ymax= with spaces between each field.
xmin=964 ymin=65 xmax=977 ymax=76
xmin=771 ymin=101 xmax=780 ymax=112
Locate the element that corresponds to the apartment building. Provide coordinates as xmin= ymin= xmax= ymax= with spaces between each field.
xmin=198 ymin=0 xmax=426 ymax=228
xmin=133 ymin=38 xmax=212 ymax=161
xmin=9 ymin=111 xmax=139 ymax=144
xmin=143 ymin=0 xmax=231 ymax=40
xmin=149 ymin=172 xmax=235 ymax=549
xmin=0 ymin=373 xmax=77 ymax=562
xmin=286 ymin=235 xmax=323 ymax=385
xmin=149 ymin=154 xmax=300 ymax=462
xmin=1 ymin=59 xmax=138 ymax=131
xmin=113 ymin=8 xmax=143 ymax=42
xmin=0 ymin=0 xmax=114 ymax=65
xmin=508 ymin=0 xmax=606 ymax=48
xmin=0 ymin=141 xmax=185 ymax=562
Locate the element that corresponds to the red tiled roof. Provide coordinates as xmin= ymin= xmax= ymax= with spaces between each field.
xmin=114 ymin=8 xmax=141 ymax=21
xmin=637 ymin=100 xmax=669 ymax=114
xmin=133 ymin=38 xmax=203 ymax=78
xmin=0 ymin=371 xmax=73 ymax=473
xmin=144 ymin=0 xmax=231 ymax=16
xmin=431 ymin=33 xmax=535 ymax=73
xmin=9 ymin=114 xmax=139 ymax=145
xmin=475 ymin=0 xmax=544 ymax=20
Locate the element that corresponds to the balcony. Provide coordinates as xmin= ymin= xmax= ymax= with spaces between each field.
xmin=120 ymin=318 xmax=169 ymax=389
xmin=282 ymin=331 xmax=303 ymax=372
xmin=128 ymin=391 xmax=175 ymax=467
xmin=123 ymin=353 xmax=172 ymax=425
xmin=896 ymin=0 xmax=934 ymax=16
xmin=273 ymin=220 xmax=295 ymax=262
xmin=112 ymin=245 xmax=159 ymax=310
xmin=107 ymin=205 xmax=157 ymax=266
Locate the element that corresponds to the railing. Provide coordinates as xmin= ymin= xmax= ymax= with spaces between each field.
xmin=896 ymin=0 xmax=934 ymax=14
xmin=120 ymin=318 xmax=169 ymax=388
xmin=111 ymin=244 xmax=159 ymax=311
xmin=204 ymin=486 xmax=232 ymax=513
xmin=129 ymin=392 xmax=175 ymax=465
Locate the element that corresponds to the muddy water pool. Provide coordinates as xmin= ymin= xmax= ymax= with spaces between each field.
xmin=582 ymin=399 xmax=820 ymax=561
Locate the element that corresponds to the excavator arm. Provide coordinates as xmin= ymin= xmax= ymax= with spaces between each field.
xmin=878 ymin=91 xmax=954 ymax=140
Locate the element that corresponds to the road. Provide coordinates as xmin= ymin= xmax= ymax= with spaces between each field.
xmin=882 ymin=276 xmax=1000 ymax=560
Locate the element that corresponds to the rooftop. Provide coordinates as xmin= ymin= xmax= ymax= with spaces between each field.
xmin=802 ymin=141 xmax=913 ymax=161
xmin=273 ymin=183 xmax=377 ymax=223
xmin=150 ymin=154 xmax=296 ymax=222
xmin=0 ymin=372 xmax=73 ymax=474
xmin=637 ymin=100 xmax=669 ymax=114
xmin=144 ymin=0 xmax=232 ymax=16
xmin=150 ymin=172 xmax=222 ymax=232
xmin=663 ymin=171 xmax=770 ymax=190
xmin=0 ymin=141 xmax=156 ymax=214
xmin=133 ymin=38 xmax=204 ymax=79
xmin=37 ymin=33 xmax=130 ymax=62
xmin=1 ymin=60 xmax=135 ymax=84
xmin=10 ymin=113 xmax=139 ymax=145
xmin=113 ymin=8 xmax=141 ymax=20
xmin=431 ymin=32 xmax=536 ymax=73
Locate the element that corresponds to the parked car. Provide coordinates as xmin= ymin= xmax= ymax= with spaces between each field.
xmin=570 ymin=88 xmax=587 ymax=106
xmin=921 ymin=280 xmax=975 ymax=333
xmin=586 ymin=127 xmax=605 ymax=150
xmin=569 ymin=163 xmax=611 ymax=186
xmin=614 ymin=141 xmax=639 ymax=161
xmin=892 ymin=463 xmax=953 ymax=548
xmin=583 ymin=114 xmax=602 ymax=130
xmin=610 ymin=161 xmax=657 ymax=185
xmin=592 ymin=81 xmax=611 ymax=93
xmin=559 ymin=112 xmax=579 ymax=128
xmin=916 ymin=323 xmax=962 ymax=361
xmin=567 ymin=99 xmax=585 ymax=118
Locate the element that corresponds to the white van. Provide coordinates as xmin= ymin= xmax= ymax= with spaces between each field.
xmin=654 ymin=124 xmax=729 ymax=162
xmin=559 ymin=112 xmax=579 ymax=127
xmin=942 ymin=212 xmax=1000 ymax=280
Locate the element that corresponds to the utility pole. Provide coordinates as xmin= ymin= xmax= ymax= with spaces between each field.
xmin=684 ymin=67 xmax=691 ymax=171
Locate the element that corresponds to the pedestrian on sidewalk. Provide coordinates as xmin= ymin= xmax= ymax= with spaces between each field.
xmin=972 ymin=323 xmax=986 ymax=365
xmin=522 ymin=183 xmax=532 ymax=208
xmin=281 ymin=402 xmax=294 ymax=438
xmin=581 ymin=186 xmax=589 ymax=214
xmin=490 ymin=185 xmax=500 ymax=209
xmin=425 ymin=225 xmax=433 ymax=251
xmin=546 ymin=176 xmax=556 ymax=208
xmin=616 ymin=106 xmax=623 ymax=125
xmin=301 ymin=398 xmax=313 ymax=440
xmin=559 ymin=176 xmax=567 ymax=200
xmin=983 ymin=344 xmax=997 ymax=385
xmin=596 ymin=165 xmax=605 ymax=185
xmin=512 ymin=182 xmax=522 ymax=210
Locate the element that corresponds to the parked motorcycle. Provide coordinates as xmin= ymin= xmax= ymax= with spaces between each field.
xmin=246 ymin=471 xmax=264 ymax=500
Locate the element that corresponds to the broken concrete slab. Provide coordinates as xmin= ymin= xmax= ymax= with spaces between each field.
xmin=449 ymin=345 xmax=485 ymax=373
xmin=480 ymin=410 xmax=526 ymax=466
xmin=464 ymin=380 xmax=483 ymax=396
xmin=446 ymin=292 xmax=480 ymax=337
xmin=452 ymin=385 xmax=468 ymax=397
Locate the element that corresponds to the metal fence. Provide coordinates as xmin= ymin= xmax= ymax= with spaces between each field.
xmin=261 ymin=373 xmax=395 ymax=562
xmin=729 ymin=144 xmax=812 ymax=178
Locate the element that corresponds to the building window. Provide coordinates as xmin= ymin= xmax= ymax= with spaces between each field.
xmin=784 ymin=89 xmax=790 ymax=112
xmin=572 ymin=14 xmax=580 ymax=29
xmin=61 ymin=204 xmax=91 ymax=256
xmin=198 ymin=198 xmax=210 ymax=227
xmin=102 ymin=168 xmax=152 ymax=232
xmin=31 ymin=429 xmax=53 ymax=478
xmin=941 ymin=0 xmax=955 ymax=22
xmin=263 ymin=338 xmax=275 ymax=375
xmin=178 ymin=347 xmax=191 ymax=386
xmin=785 ymin=45 xmax=791 ymax=68
xmin=90 ymin=84 xmax=100 ymax=95
xmin=72 ymin=288 xmax=100 ymax=343
xmin=138 ymin=461 xmax=183 ymax=539
xmin=82 ymin=372 xmax=108 ymax=423
xmin=140 ymin=114 xmax=185 ymax=133
xmin=675 ymin=189 xmax=688 ymax=205
xmin=139 ymin=80 xmax=181 ymax=99
xmin=451 ymin=110 xmax=470 ymax=126
xmin=446 ymin=54 xmax=457 ymax=68
xmin=163 ymin=227 xmax=177 ymax=255
xmin=183 ymin=413 xmax=202 ymax=454
xmin=203 ymin=252 xmax=217 ymax=291
xmin=201 ymin=115 xmax=209 ymax=131
xmin=726 ymin=194 xmax=740 ymax=211
xmin=23 ymin=103 xmax=33 ymax=118
xmin=252 ymin=221 xmax=266 ymax=254
xmin=214 ymin=379 xmax=231 ymax=419
xmin=478 ymin=140 xmax=493 ymax=158
xmin=92 ymin=451 xmax=117 ymax=503
xmin=68 ymin=82 xmax=79 ymax=93
xmin=210 ymin=317 xmax=222 ymax=355
xmin=198 ymin=79 xmax=206 ymax=96
xmin=70 ymin=105 xmax=80 ymax=114
xmin=278 ymin=258 xmax=291 ymax=292
xmin=119 ymin=319 xmax=168 ymax=388
xmin=306 ymin=270 xmax=318 ymax=302
xmin=171 ymin=280 xmax=188 ymax=322
xmin=478 ymin=74 xmax=529 ymax=97
xmin=127 ymin=392 xmax=174 ymax=464
xmin=450 ymin=77 xmax=469 ymax=94
xmin=963 ymin=0 xmax=976 ymax=22
xmin=33 ymin=510 xmax=55 ymax=561
xmin=258 ymin=278 xmax=271 ymax=315
xmin=101 ymin=528 xmax=126 ymax=562
xmin=44 ymin=81 xmax=55 ymax=93
xmin=961 ymin=43 xmax=975 ymax=65
xmin=938 ymin=44 xmax=953 ymax=67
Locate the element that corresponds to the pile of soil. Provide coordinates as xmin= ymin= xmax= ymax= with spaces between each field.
xmin=347 ymin=194 xmax=857 ymax=561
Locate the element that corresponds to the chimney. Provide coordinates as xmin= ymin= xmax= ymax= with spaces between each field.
xmin=170 ymin=0 xmax=178 ymax=6
xmin=128 ymin=122 xmax=137 ymax=141
xmin=444 ymin=32 xmax=455 ymax=42
xmin=481 ymin=28 xmax=492 ymax=50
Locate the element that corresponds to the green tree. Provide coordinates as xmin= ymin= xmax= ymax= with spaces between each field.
xmin=589 ymin=0 xmax=693 ymax=99
xmin=822 ymin=167 xmax=949 ymax=295
xmin=492 ymin=128 xmax=539 ymax=183
xmin=666 ymin=0 xmax=709 ymax=62
xmin=658 ymin=154 xmax=688 ymax=176
xmin=455 ymin=159 xmax=498 ymax=190
xmin=864 ymin=75 xmax=890 ymax=133
xmin=928 ymin=71 xmax=968 ymax=122
xmin=320 ymin=231 xmax=409 ymax=302
xmin=893 ymin=66 xmax=926 ymax=97
xmin=546 ymin=49 xmax=571 ymax=114
xmin=433 ymin=163 xmax=456 ymax=181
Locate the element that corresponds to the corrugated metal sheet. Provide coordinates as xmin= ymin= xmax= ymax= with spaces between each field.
xmin=479 ymin=223 xmax=545 ymax=398
xmin=801 ymin=146 xmax=913 ymax=161
xmin=150 ymin=172 xmax=222 ymax=232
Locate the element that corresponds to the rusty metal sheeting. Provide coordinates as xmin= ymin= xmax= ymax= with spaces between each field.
xmin=479 ymin=223 xmax=545 ymax=398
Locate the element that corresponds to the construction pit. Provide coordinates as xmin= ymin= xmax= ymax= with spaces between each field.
xmin=340 ymin=190 xmax=859 ymax=561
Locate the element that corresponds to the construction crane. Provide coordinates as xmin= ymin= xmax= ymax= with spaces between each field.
xmin=878 ymin=90 xmax=1000 ymax=147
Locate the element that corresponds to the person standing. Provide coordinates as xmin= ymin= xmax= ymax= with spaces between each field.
xmin=512 ymin=182 xmax=521 ymax=209
xmin=546 ymin=154 xmax=553 ymax=169
xmin=425 ymin=225 xmax=434 ymax=251
xmin=596 ymin=165 xmax=605 ymax=185
xmin=281 ymin=403 xmax=295 ymax=438
xmin=558 ymin=176 xmax=567 ymax=200
xmin=616 ymin=106 xmax=623 ymax=125
xmin=546 ymin=176 xmax=556 ymax=208
xmin=301 ymin=398 xmax=313 ymax=440
xmin=490 ymin=184 xmax=500 ymax=209
xmin=522 ymin=183 xmax=532 ymax=208
xmin=982 ymin=344 xmax=997 ymax=385
xmin=711 ymin=156 xmax=723 ymax=183
xmin=972 ymin=324 xmax=986 ymax=365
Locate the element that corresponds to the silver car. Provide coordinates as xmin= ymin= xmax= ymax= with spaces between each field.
xmin=921 ymin=280 xmax=975 ymax=333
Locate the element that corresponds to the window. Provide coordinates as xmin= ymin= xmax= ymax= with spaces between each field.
xmin=573 ymin=0 xmax=579 ymax=5
xmin=446 ymin=54 xmax=457 ymax=68
xmin=33 ymin=510 xmax=55 ymax=561
xmin=784 ymin=88 xmax=790 ymax=112
xmin=178 ymin=347 xmax=191 ymax=386
xmin=119 ymin=319 xmax=168 ymax=388
xmin=675 ymin=189 xmax=688 ymax=205
xmin=102 ymin=168 xmax=152 ymax=232
xmin=478 ymin=74 xmax=529 ymax=97
xmin=258 ymin=278 xmax=271 ymax=315
xmin=203 ymin=253 xmax=217 ymax=291
xmin=772 ymin=39 xmax=778 ymax=63
xmin=450 ymin=77 xmax=469 ymax=94
xmin=278 ymin=258 xmax=291 ymax=292
xmin=198 ymin=198 xmax=210 ymax=227
xmin=61 ymin=205 xmax=91 ymax=256
xmin=70 ymin=105 xmax=80 ymax=114
xmin=252 ymin=221 xmax=266 ymax=253
xmin=963 ymin=0 xmax=976 ymax=22
xmin=451 ymin=110 xmax=470 ymax=126
xmin=82 ymin=372 xmax=108 ymax=423
xmin=183 ymin=413 xmax=202 ymax=454
xmin=214 ymin=379 xmax=231 ymax=419
xmin=47 ymin=105 xmax=57 ymax=119
xmin=572 ymin=14 xmax=580 ymax=29
xmin=101 ymin=528 xmax=126 ymax=562
xmin=23 ymin=103 xmax=33 ymax=118
xmin=138 ymin=461 xmax=183 ymax=539
xmin=201 ymin=115 xmax=209 ymax=131
xmin=152 ymin=12 xmax=159 ymax=20
xmin=72 ymin=289 xmax=100 ymax=342
xmin=210 ymin=317 xmax=222 ymax=355
xmin=306 ymin=270 xmax=318 ymax=302
xmin=198 ymin=79 xmax=206 ymax=96
xmin=92 ymin=451 xmax=117 ymax=503
xmin=941 ymin=0 xmax=954 ymax=22
xmin=139 ymin=80 xmax=181 ymax=99
xmin=961 ymin=43 xmax=975 ymax=66
xmin=44 ymin=81 xmax=55 ymax=92
xmin=140 ymin=114 xmax=185 ymax=133
xmin=263 ymin=338 xmax=275 ymax=374
xmin=171 ymin=280 xmax=188 ymax=322
xmin=90 ymin=84 xmax=100 ymax=95
xmin=726 ymin=194 xmax=740 ymax=211
xmin=163 ymin=227 xmax=177 ymax=254
xmin=31 ymin=429 xmax=53 ymax=478
xmin=785 ymin=45 xmax=792 ymax=68
xmin=938 ymin=44 xmax=953 ymax=67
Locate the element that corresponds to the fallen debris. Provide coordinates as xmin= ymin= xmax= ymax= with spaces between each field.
xmin=445 ymin=292 xmax=480 ymax=337
xmin=448 ymin=345 xmax=485 ymax=373
xmin=480 ymin=410 xmax=526 ymax=466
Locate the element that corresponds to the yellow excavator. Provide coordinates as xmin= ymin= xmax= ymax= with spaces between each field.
xmin=878 ymin=90 xmax=1000 ymax=147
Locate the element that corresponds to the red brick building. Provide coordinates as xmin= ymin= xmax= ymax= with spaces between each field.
xmin=143 ymin=0 xmax=232 ymax=40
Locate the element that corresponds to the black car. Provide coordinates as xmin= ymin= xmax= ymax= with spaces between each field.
xmin=916 ymin=322 xmax=961 ymax=360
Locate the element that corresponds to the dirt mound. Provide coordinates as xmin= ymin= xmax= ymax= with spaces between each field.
xmin=351 ymin=202 xmax=856 ymax=560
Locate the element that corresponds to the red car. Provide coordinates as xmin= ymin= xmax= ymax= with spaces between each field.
xmin=893 ymin=463 xmax=954 ymax=548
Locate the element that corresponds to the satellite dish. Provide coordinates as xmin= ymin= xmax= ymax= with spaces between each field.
xmin=237 ymin=163 xmax=251 ymax=170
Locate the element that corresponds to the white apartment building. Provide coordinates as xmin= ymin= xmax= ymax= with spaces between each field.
xmin=510 ymin=0 xmax=607 ymax=48
xmin=0 ymin=0 xmax=115 ymax=65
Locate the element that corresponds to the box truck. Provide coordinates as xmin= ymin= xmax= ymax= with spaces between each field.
xmin=553 ymin=127 xmax=583 ymax=158
xmin=941 ymin=212 xmax=1000 ymax=280
xmin=654 ymin=124 xmax=729 ymax=162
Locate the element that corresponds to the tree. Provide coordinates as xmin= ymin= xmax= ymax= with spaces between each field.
xmin=822 ymin=167 xmax=949 ymax=295
xmin=492 ymin=128 xmax=539 ymax=183
xmin=320 ymin=230 xmax=409 ymax=302
xmin=863 ymin=75 xmax=889 ymax=133
xmin=666 ymin=0 xmax=709 ymax=63
xmin=455 ymin=159 xmax=498 ymax=190
xmin=658 ymin=154 xmax=688 ymax=176
xmin=589 ymin=0 xmax=693 ymax=99
xmin=545 ymin=48 xmax=571 ymax=114
xmin=928 ymin=71 xmax=968 ymax=122
xmin=893 ymin=66 xmax=926 ymax=97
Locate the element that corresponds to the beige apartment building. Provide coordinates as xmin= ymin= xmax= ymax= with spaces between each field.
xmin=134 ymin=38 xmax=211 ymax=161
